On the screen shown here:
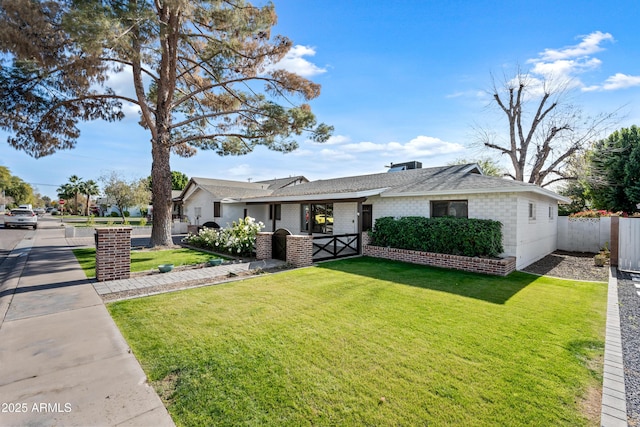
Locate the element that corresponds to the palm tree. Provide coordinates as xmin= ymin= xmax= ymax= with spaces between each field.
xmin=56 ymin=183 xmax=74 ymax=214
xmin=65 ymin=175 xmax=83 ymax=215
xmin=80 ymin=179 xmax=100 ymax=216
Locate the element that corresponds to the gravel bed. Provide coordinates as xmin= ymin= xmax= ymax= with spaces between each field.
xmin=521 ymin=250 xmax=609 ymax=282
xmin=617 ymin=271 xmax=640 ymax=426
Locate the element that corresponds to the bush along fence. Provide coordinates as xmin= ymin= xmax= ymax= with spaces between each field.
xmin=364 ymin=217 xmax=515 ymax=276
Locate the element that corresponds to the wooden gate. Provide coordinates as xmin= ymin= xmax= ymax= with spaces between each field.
xmin=619 ymin=218 xmax=640 ymax=272
xmin=272 ymin=228 xmax=291 ymax=261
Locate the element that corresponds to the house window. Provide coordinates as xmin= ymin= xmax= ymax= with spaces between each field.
xmin=431 ymin=200 xmax=468 ymax=218
xmin=528 ymin=202 xmax=536 ymax=220
xmin=301 ymin=203 xmax=333 ymax=234
xmin=269 ymin=204 xmax=282 ymax=221
xmin=214 ymin=201 xmax=222 ymax=218
xmin=362 ymin=204 xmax=373 ymax=231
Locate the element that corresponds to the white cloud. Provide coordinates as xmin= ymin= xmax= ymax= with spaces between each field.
xmin=322 ymin=134 xmax=351 ymax=145
xmin=387 ymin=136 xmax=465 ymax=157
xmin=537 ymin=31 xmax=613 ymax=61
xmin=266 ymin=45 xmax=327 ymax=77
xmin=319 ymin=136 xmax=465 ymax=158
xmin=122 ymin=102 xmax=141 ymax=117
xmin=601 ymin=73 xmax=640 ymax=90
xmin=318 ymin=148 xmax=356 ymax=161
xmin=526 ymin=31 xmax=613 ymax=84
xmin=226 ymin=164 xmax=253 ymax=177
xmin=529 ymin=58 xmax=602 ymax=80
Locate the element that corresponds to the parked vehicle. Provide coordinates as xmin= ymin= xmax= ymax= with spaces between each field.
xmin=4 ymin=208 xmax=38 ymax=229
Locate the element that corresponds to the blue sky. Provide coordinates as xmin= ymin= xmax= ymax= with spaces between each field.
xmin=2 ymin=0 xmax=640 ymax=199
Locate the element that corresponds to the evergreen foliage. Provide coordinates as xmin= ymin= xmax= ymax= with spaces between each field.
xmin=370 ymin=216 xmax=504 ymax=258
xmin=586 ymin=125 xmax=640 ymax=213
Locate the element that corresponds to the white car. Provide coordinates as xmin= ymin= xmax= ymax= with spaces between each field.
xmin=4 ymin=208 xmax=38 ymax=229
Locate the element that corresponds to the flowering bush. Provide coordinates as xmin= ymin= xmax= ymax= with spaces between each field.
xmin=569 ymin=210 xmax=622 ymax=218
xmin=183 ymin=216 xmax=265 ymax=257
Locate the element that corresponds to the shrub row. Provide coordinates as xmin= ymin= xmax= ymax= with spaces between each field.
xmin=370 ymin=216 xmax=504 ymax=258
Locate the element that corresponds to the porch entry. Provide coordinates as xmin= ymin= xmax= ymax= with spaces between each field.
xmin=618 ymin=218 xmax=640 ymax=272
xmin=272 ymin=228 xmax=291 ymax=261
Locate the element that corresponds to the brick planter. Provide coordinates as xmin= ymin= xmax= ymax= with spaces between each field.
xmin=363 ymin=245 xmax=516 ymax=276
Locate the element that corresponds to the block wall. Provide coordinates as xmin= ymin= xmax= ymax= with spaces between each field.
xmin=363 ymin=245 xmax=516 ymax=276
xmin=95 ymin=227 xmax=131 ymax=282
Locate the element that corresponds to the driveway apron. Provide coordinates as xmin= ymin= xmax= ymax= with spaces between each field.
xmin=0 ymin=225 xmax=174 ymax=426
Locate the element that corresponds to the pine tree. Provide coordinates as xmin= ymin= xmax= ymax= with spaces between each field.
xmin=0 ymin=0 xmax=332 ymax=246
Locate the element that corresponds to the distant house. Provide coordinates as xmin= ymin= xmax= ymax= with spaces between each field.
xmin=178 ymin=163 xmax=569 ymax=269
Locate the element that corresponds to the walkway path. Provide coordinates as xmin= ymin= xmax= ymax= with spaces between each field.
xmin=0 ymin=225 xmax=175 ymax=426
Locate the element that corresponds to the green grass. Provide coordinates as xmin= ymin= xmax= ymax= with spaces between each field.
xmin=73 ymin=247 xmax=222 ymax=277
xmin=107 ymin=257 xmax=607 ymax=426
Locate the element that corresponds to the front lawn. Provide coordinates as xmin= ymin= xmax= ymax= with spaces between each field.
xmin=108 ymin=257 xmax=607 ymax=426
xmin=73 ymin=247 xmax=222 ymax=277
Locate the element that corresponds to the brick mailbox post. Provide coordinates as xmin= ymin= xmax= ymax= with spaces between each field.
xmin=95 ymin=227 xmax=132 ymax=282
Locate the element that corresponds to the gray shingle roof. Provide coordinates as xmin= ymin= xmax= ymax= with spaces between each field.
xmin=181 ymin=164 xmax=569 ymax=203
xmin=256 ymin=176 xmax=308 ymax=190
xmin=268 ymin=164 xmax=476 ymax=197
xmin=241 ymin=164 xmax=569 ymax=202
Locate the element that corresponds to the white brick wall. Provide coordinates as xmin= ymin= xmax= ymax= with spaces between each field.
xmin=183 ymin=189 xmax=267 ymax=229
xmin=333 ymin=202 xmax=358 ymax=234
xmin=514 ymin=194 xmax=559 ymax=269
xmin=273 ymin=204 xmax=301 ymax=233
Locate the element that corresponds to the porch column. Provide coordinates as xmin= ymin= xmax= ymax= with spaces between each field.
xmin=357 ymin=200 xmax=363 ymax=254
xmin=271 ymin=204 xmax=276 ymax=232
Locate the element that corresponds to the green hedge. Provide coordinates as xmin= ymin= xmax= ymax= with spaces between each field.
xmin=370 ymin=216 xmax=504 ymax=258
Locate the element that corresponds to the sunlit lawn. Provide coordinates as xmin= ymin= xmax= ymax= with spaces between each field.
xmin=73 ymin=247 xmax=222 ymax=277
xmin=108 ymin=257 xmax=607 ymax=426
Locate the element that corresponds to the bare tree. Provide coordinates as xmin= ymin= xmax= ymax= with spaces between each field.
xmin=479 ymin=71 xmax=617 ymax=187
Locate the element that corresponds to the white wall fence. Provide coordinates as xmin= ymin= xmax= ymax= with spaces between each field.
xmin=64 ymin=221 xmax=188 ymax=238
xmin=618 ymin=217 xmax=640 ymax=272
xmin=557 ymin=216 xmax=611 ymax=253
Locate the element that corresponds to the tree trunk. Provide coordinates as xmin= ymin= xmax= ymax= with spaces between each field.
xmin=150 ymin=137 xmax=173 ymax=247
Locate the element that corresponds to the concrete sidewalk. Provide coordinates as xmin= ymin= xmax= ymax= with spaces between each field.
xmin=0 ymin=225 xmax=175 ymax=426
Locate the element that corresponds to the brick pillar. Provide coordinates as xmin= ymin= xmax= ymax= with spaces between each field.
xmin=361 ymin=231 xmax=372 ymax=247
xmin=286 ymin=235 xmax=313 ymax=267
xmin=610 ymin=216 xmax=619 ymax=267
xmin=256 ymin=232 xmax=273 ymax=260
xmin=95 ymin=227 xmax=132 ymax=282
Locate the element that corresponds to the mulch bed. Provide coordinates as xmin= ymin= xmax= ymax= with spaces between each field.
xmin=521 ymin=250 xmax=609 ymax=282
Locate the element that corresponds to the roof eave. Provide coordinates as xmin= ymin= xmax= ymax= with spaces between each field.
xmin=242 ymin=188 xmax=389 ymax=204
xmin=381 ymin=186 xmax=571 ymax=203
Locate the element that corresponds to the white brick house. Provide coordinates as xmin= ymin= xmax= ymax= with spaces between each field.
xmin=179 ymin=164 xmax=569 ymax=269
